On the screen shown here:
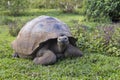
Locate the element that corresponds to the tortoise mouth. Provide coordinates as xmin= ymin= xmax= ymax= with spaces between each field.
xmin=57 ymin=40 xmax=69 ymax=47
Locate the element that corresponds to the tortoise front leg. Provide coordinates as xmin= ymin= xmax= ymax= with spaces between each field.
xmin=64 ymin=44 xmax=83 ymax=58
xmin=12 ymin=52 xmax=19 ymax=58
xmin=56 ymin=54 xmax=65 ymax=60
xmin=33 ymin=49 xmax=57 ymax=65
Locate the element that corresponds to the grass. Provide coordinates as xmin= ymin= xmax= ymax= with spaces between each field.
xmin=0 ymin=9 xmax=120 ymax=80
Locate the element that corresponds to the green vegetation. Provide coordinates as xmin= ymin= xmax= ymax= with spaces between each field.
xmin=0 ymin=0 xmax=119 ymax=21
xmin=0 ymin=0 xmax=29 ymax=16
xmin=0 ymin=0 xmax=120 ymax=79
xmin=84 ymin=0 xmax=120 ymax=22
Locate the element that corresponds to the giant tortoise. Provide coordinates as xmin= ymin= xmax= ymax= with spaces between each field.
xmin=11 ymin=15 xmax=83 ymax=65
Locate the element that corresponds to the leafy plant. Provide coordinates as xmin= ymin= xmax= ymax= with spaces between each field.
xmin=0 ymin=0 xmax=29 ymax=16
xmin=0 ymin=17 xmax=13 ymax=25
xmin=83 ymin=0 xmax=120 ymax=22
xmin=72 ymin=21 xmax=120 ymax=56
xmin=58 ymin=0 xmax=81 ymax=13
xmin=31 ymin=0 xmax=83 ymax=13
xmin=8 ymin=19 xmax=25 ymax=36
xmin=102 ymin=24 xmax=120 ymax=56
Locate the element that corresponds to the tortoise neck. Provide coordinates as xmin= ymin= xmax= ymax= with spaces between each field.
xmin=57 ymin=42 xmax=68 ymax=53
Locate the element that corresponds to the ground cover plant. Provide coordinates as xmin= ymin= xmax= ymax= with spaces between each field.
xmin=0 ymin=0 xmax=120 ymax=79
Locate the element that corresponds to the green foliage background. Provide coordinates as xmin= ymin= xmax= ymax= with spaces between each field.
xmin=0 ymin=0 xmax=119 ymax=21
xmin=0 ymin=0 xmax=29 ymax=16
xmin=83 ymin=0 xmax=120 ymax=21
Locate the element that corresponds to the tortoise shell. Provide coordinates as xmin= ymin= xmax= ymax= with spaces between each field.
xmin=12 ymin=15 xmax=76 ymax=56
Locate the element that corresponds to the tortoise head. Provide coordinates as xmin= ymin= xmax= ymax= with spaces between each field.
xmin=57 ymin=34 xmax=69 ymax=52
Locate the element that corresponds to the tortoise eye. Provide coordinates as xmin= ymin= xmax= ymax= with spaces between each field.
xmin=59 ymin=38 xmax=61 ymax=41
xmin=57 ymin=38 xmax=61 ymax=41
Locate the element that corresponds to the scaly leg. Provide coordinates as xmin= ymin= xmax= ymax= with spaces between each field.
xmin=33 ymin=49 xmax=56 ymax=65
xmin=64 ymin=44 xmax=83 ymax=57
xmin=12 ymin=52 xmax=19 ymax=58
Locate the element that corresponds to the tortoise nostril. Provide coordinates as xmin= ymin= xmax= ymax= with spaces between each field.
xmin=64 ymin=38 xmax=67 ymax=41
xmin=64 ymin=36 xmax=68 ymax=40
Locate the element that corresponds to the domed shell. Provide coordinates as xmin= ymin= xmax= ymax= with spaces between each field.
xmin=12 ymin=15 xmax=74 ymax=56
